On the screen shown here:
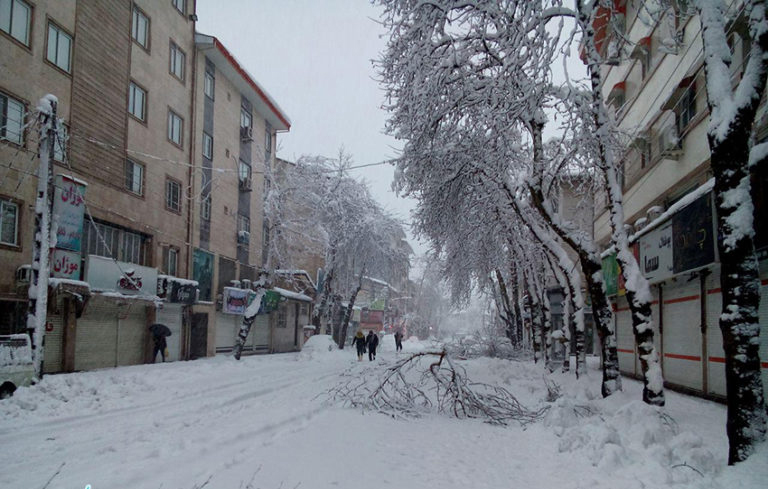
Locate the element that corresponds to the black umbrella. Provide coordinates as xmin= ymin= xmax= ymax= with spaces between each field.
xmin=149 ymin=323 xmax=172 ymax=337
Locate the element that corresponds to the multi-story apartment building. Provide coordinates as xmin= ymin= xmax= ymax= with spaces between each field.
xmin=0 ymin=1 xmax=298 ymax=373
xmin=191 ymin=33 xmax=297 ymax=356
xmin=593 ymin=1 xmax=767 ymax=399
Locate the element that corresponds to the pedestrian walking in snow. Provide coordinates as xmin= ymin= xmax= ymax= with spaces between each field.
xmin=366 ymin=330 xmax=379 ymax=361
xmin=394 ymin=330 xmax=403 ymax=352
xmin=352 ymin=330 xmax=366 ymax=361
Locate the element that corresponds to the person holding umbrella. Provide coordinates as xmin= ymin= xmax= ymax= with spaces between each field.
xmin=149 ymin=323 xmax=172 ymax=363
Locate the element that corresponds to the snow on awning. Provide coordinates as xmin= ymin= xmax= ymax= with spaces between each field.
xmin=272 ymin=287 xmax=313 ymax=303
xmin=661 ymin=74 xmax=696 ymax=111
xmin=630 ymin=36 xmax=651 ymax=60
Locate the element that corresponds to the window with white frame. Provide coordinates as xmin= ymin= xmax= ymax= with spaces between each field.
xmin=676 ymin=87 xmax=696 ymax=134
xmin=82 ymin=221 xmax=120 ymax=260
xmin=122 ymin=230 xmax=145 ymax=264
xmin=202 ymin=131 xmax=213 ymax=159
xmin=0 ymin=0 xmax=31 ymax=46
xmin=163 ymin=246 xmax=178 ymax=276
xmin=238 ymin=160 xmax=251 ymax=182
xmin=46 ymin=22 xmax=72 ymax=73
xmin=0 ymin=199 xmax=19 ymax=246
xmin=125 ymin=159 xmax=144 ymax=195
xmin=167 ymin=110 xmax=183 ymax=146
xmin=204 ymin=71 xmax=214 ymax=99
xmin=169 ymin=41 xmax=185 ymax=81
xmin=201 ymin=193 xmax=211 ymax=221
xmin=238 ymin=214 xmax=250 ymax=234
xmin=132 ymin=5 xmax=149 ymax=49
xmin=0 ymin=92 xmax=25 ymax=145
xmin=128 ymin=82 xmax=147 ymax=121
xmin=240 ymin=108 xmax=251 ymax=129
xmin=277 ymin=304 xmax=287 ymax=328
xmin=172 ymin=0 xmax=185 ymax=15
xmin=166 ymin=178 xmax=181 ymax=212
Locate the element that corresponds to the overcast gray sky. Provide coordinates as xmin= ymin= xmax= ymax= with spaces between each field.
xmin=196 ymin=0 xmax=426 ymax=253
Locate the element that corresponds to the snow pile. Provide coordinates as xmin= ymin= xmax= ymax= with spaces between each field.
xmin=298 ymin=334 xmax=342 ymax=361
xmin=544 ymin=395 xmax=719 ymax=485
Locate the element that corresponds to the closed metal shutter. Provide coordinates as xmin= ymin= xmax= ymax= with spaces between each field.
xmin=76 ymin=299 xmax=119 ymax=371
xmin=43 ymin=313 xmax=65 ymax=374
xmin=116 ymin=303 xmax=147 ymax=367
xmin=662 ymin=279 xmax=702 ymax=391
xmin=156 ymin=304 xmax=183 ymax=362
xmin=215 ymin=312 xmax=236 ymax=353
xmin=615 ymin=296 xmax=635 ymax=376
xmin=705 ymin=267 xmax=726 ymax=397
xmin=254 ymin=314 xmax=270 ymax=351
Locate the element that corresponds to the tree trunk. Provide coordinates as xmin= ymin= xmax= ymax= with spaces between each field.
xmin=312 ymin=266 xmax=334 ymax=335
xmin=576 ymin=0 xmax=664 ymax=406
xmin=695 ymin=0 xmax=768 ymax=464
xmin=338 ymin=271 xmax=364 ymax=349
xmin=709 ymin=122 xmax=766 ymax=464
xmin=510 ymin=263 xmax=524 ymax=347
xmin=494 ymin=269 xmax=517 ymax=343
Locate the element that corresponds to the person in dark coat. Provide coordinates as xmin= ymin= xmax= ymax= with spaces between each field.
xmin=152 ymin=331 xmax=168 ymax=363
xmin=366 ymin=330 xmax=379 ymax=361
xmin=394 ymin=330 xmax=404 ymax=352
xmin=351 ymin=330 xmax=366 ymax=361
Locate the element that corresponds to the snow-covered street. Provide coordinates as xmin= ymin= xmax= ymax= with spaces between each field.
xmin=1 ymin=337 xmax=766 ymax=489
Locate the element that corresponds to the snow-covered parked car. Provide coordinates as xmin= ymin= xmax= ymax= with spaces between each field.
xmin=0 ymin=334 xmax=36 ymax=399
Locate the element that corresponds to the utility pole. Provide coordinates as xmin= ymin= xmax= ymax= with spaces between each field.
xmin=26 ymin=94 xmax=58 ymax=378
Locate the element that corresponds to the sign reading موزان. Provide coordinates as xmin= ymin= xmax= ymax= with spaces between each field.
xmin=53 ymin=175 xmax=87 ymax=252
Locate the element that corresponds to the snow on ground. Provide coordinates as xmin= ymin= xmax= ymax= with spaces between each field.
xmin=0 ymin=339 xmax=765 ymax=489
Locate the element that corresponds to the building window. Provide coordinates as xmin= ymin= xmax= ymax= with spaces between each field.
xmin=238 ymin=214 xmax=250 ymax=233
xmin=240 ymin=108 xmax=251 ymax=129
xmin=169 ymin=41 xmax=185 ymax=81
xmin=204 ymin=71 xmax=214 ymax=99
xmin=46 ymin=22 xmax=72 ymax=73
xmin=167 ymin=110 xmax=183 ymax=146
xmin=163 ymin=246 xmax=178 ymax=276
xmin=0 ymin=199 xmax=19 ymax=246
xmin=122 ymin=230 xmax=145 ymax=264
xmin=132 ymin=5 xmax=149 ymax=49
xmin=0 ymin=0 xmax=31 ymax=46
xmin=172 ymin=0 xmax=185 ymax=15
xmin=201 ymin=193 xmax=211 ymax=221
xmin=237 ymin=214 xmax=250 ymax=244
xmin=83 ymin=221 xmax=120 ymax=260
xmin=264 ymin=128 xmax=272 ymax=156
xmin=277 ymin=304 xmax=287 ymax=328
xmin=238 ymin=160 xmax=251 ymax=181
xmin=202 ymin=131 xmax=213 ymax=159
xmin=128 ymin=82 xmax=147 ymax=121
xmin=166 ymin=178 xmax=181 ymax=212
xmin=0 ymin=92 xmax=25 ymax=145
xmin=677 ymin=87 xmax=696 ymax=134
xmin=125 ymin=159 xmax=144 ymax=196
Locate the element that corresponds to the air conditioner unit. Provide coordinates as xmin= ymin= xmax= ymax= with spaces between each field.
xmin=237 ymin=230 xmax=250 ymax=244
xmin=239 ymin=176 xmax=252 ymax=192
xmin=15 ymin=265 xmax=31 ymax=285
xmin=658 ymin=125 xmax=683 ymax=158
xmin=240 ymin=126 xmax=253 ymax=142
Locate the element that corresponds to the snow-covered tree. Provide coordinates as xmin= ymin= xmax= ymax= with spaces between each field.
xmin=687 ymin=0 xmax=767 ymax=464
